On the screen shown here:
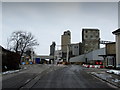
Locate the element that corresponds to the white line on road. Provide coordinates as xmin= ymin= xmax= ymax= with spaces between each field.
xmin=24 ymin=79 xmax=31 ymax=84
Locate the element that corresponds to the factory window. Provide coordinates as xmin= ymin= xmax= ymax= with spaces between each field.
xmin=74 ymin=46 xmax=77 ymax=48
xmin=96 ymin=35 xmax=99 ymax=38
xmin=86 ymin=35 xmax=88 ymax=38
xmin=90 ymin=35 xmax=93 ymax=38
xmin=76 ymin=46 xmax=78 ymax=48
xmin=85 ymin=31 xmax=88 ymax=33
xmin=85 ymin=50 xmax=88 ymax=52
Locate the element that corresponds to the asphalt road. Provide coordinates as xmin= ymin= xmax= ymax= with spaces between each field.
xmin=2 ymin=64 xmax=53 ymax=89
xmin=2 ymin=65 xmax=118 ymax=89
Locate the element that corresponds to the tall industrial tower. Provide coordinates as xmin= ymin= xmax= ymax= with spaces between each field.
xmin=82 ymin=28 xmax=100 ymax=54
xmin=61 ymin=30 xmax=71 ymax=60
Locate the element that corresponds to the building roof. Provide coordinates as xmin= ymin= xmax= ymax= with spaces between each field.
xmin=112 ymin=28 xmax=120 ymax=35
xmin=105 ymin=42 xmax=116 ymax=44
xmin=82 ymin=28 xmax=99 ymax=31
xmin=70 ymin=43 xmax=80 ymax=45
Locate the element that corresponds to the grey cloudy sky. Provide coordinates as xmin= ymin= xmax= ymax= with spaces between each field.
xmin=2 ymin=2 xmax=118 ymax=55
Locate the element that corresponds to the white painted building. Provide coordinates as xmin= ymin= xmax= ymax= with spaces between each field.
xmin=69 ymin=48 xmax=105 ymax=64
xmin=86 ymin=48 xmax=105 ymax=61
xmin=70 ymin=43 xmax=80 ymax=56
xmin=54 ymin=50 xmax=62 ymax=59
xmin=54 ymin=50 xmax=62 ymax=64
xmin=69 ymin=54 xmax=85 ymax=62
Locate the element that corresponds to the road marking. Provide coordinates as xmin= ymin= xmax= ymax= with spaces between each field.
xmin=24 ymin=79 xmax=31 ymax=84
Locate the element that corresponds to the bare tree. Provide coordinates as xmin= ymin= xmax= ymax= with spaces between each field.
xmin=7 ymin=31 xmax=39 ymax=60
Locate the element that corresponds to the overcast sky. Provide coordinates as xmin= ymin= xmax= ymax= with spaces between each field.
xmin=2 ymin=2 xmax=118 ymax=55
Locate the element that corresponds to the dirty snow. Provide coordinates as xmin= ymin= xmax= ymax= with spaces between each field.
xmin=2 ymin=70 xmax=20 ymax=75
xmin=0 ymin=67 xmax=27 ymax=75
xmin=107 ymin=70 xmax=120 ymax=75
xmin=111 ymin=79 xmax=120 ymax=83
xmin=91 ymin=71 xmax=120 ymax=87
xmin=92 ymin=72 xmax=112 ymax=80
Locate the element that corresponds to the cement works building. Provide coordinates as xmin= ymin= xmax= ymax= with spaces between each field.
xmin=70 ymin=48 xmax=105 ymax=65
xmin=69 ymin=43 xmax=116 ymax=67
xmin=82 ymin=28 xmax=100 ymax=54
xmin=50 ymin=28 xmax=119 ymax=68
xmin=113 ymin=28 xmax=120 ymax=68
xmin=60 ymin=28 xmax=100 ymax=62
xmin=61 ymin=30 xmax=71 ymax=61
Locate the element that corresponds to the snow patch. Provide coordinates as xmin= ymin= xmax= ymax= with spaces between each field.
xmin=2 ymin=70 xmax=20 ymax=75
xmin=112 ymin=79 xmax=120 ymax=83
xmin=107 ymin=70 xmax=120 ymax=75
xmin=2 ymin=67 xmax=27 ymax=75
xmin=91 ymin=72 xmax=112 ymax=80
